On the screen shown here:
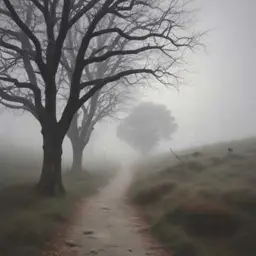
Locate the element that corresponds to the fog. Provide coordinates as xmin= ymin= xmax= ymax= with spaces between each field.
xmin=0 ymin=0 xmax=255 ymax=165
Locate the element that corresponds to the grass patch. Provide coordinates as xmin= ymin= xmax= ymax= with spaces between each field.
xmin=132 ymin=180 xmax=177 ymax=205
xmin=166 ymin=201 xmax=240 ymax=237
xmin=130 ymin=138 xmax=256 ymax=256
xmin=191 ymin=151 xmax=203 ymax=158
xmin=0 ymin=154 xmax=116 ymax=256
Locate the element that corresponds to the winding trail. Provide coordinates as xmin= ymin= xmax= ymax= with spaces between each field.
xmin=51 ymin=169 xmax=169 ymax=256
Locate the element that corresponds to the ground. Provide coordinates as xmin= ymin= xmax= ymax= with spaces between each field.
xmin=2 ymin=138 xmax=256 ymax=256
xmin=129 ymin=138 xmax=256 ymax=256
xmin=48 ymin=169 xmax=169 ymax=256
xmin=0 ymin=149 xmax=118 ymax=256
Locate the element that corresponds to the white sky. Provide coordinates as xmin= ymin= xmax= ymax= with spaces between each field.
xmin=0 ymin=0 xmax=255 ymax=163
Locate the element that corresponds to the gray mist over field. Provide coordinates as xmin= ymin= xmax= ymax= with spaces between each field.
xmin=0 ymin=0 xmax=255 ymax=166
xmin=1 ymin=2 xmax=256 ymax=255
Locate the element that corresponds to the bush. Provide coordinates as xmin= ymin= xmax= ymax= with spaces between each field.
xmin=167 ymin=201 xmax=240 ymax=237
xmin=175 ymin=241 xmax=198 ymax=256
xmin=191 ymin=152 xmax=202 ymax=158
xmin=161 ymin=161 xmax=204 ymax=180
xmin=232 ymin=226 xmax=256 ymax=256
xmin=223 ymin=189 xmax=256 ymax=215
xmin=185 ymin=161 xmax=204 ymax=172
xmin=152 ymin=219 xmax=198 ymax=256
xmin=133 ymin=181 xmax=177 ymax=205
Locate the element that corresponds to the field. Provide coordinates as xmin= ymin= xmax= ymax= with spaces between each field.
xmin=129 ymin=138 xmax=256 ymax=256
xmin=0 ymin=148 xmax=117 ymax=256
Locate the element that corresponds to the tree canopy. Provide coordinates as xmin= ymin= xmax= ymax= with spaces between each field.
xmin=117 ymin=102 xmax=178 ymax=154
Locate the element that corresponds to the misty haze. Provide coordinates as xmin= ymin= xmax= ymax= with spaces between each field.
xmin=0 ymin=0 xmax=255 ymax=256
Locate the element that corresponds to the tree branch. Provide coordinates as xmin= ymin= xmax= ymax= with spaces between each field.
xmin=0 ymin=87 xmax=37 ymax=116
xmin=80 ymin=68 xmax=155 ymax=89
xmin=0 ymin=76 xmax=43 ymax=115
xmin=3 ymin=0 xmax=45 ymax=73
xmin=83 ymin=45 xmax=163 ymax=67
xmin=0 ymin=98 xmax=38 ymax=119
xmin=92 ymin=27 xmax=194 ymax=48
xmin=52 ymin=0 xmax=71 ymax=75
xmin=29 ymin=0 xmax=45 ymax=13
xmin=68 ymin=0 xmax=101 ymax=29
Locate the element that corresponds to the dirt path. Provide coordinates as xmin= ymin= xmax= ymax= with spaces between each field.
xmin=54 ymin=169 xmax=168 ymax=256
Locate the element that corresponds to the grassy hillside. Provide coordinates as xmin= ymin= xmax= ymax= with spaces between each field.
xmin=0 ymin=149 xmax=117 ymax=256
xmin=129 ymin=138 xmax=256 ymax=256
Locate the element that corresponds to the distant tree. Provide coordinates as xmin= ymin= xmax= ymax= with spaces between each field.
xmin=0 ymin=0 xmax=199 ymax=196
xmin=117 ymin=102 xmax=178 ymax=154
xmin=67 ymin=84 xmax=131 ymax=174
xmin=64 ymin=19 xmax=132 ymax=174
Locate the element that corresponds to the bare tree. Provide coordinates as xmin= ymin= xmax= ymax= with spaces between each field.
xmin=67 ymin=84 xmax=131 ymax=174
xmin=64 ymin=18 xmax=133 ymax=174
xmin=0 ymin=0 xmax=199 ymax=196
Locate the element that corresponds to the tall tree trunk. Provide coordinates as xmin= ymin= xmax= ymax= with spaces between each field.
xmin=36 ymin=132 xmax=65 ymax=196
xmin=70 ymin=140 xmax=84 ymax=174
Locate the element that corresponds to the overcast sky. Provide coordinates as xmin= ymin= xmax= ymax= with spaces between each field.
xmin=0 ymin=0 xmax=255 ymax=163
